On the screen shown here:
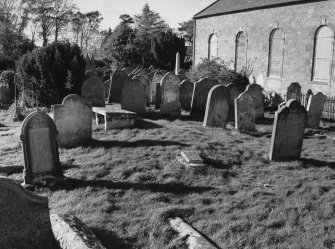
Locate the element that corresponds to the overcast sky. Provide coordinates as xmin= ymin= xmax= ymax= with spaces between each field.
xmin=72 ymin=0 xmax=215 ymax=30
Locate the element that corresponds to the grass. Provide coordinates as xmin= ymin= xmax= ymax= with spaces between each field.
xmin=1 ymin=109 xmax=335 ymax=249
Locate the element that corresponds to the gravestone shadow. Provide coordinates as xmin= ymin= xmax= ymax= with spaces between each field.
xmin=88 ymin=139 xmax=189 ymax=149
xmin=92 ymin=228 xmax=135 ymax=249
xmin=301 ymin=158 xmax=335 ymax=169
xmin=134 ymin=119 xmax=163 ymax=129
xmin=0 ymin=165 xmax=24 ymax=176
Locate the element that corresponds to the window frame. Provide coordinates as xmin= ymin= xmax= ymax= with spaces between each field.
xmin=208 ymin=33 xmax=218 ymax=60
xmin=268 ymin=28 xmax=285 ymax=78
xmin=235 ymin=31 xmax=248 ymax=72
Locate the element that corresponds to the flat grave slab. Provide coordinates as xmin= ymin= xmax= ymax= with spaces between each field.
xmin=177 ymin=151 xmax=205 ymax=167
xmin=93 ymin=104 xmax=138 ymax=131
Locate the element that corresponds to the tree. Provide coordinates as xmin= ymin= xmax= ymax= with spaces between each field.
xmin=178 ymin=20 xmax=194 ymax=43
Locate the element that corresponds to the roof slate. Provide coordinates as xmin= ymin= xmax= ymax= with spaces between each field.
xmin=194 ymin=0 xmax=327 ymax=19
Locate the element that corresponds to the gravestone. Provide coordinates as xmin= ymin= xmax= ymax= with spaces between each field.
xmin=287 ymin=82 xmax=301 ymax=101
xmin=134 ymin=75 xmax=151 ymax=105
xmin=269 ymin=100 xmax=307 ymax=161
xmin=160 ymin=72 xmax=181 ymax=115
xmin=191 ymin=78 xmax=219 ymax=116
xmin=0 ymin=177 xmax=53 ymax=249
xmin=51 ymin=94 xmax=92 ymax=148
xmin=245 ymin=83 xmax=264 ymax=119
xmin=235 ymin=92 xmax=256 ymax=131
xmin=151 ymin=72 xmax=165 ymax=105
xmin=109 ymin=70 xmax=129 ymax=103
xmin=121 ymin=78 xmax=146 ymax=115
xmin=306 ymin=92 xmax=326 ymax=128
xmin=203 ymin=85 xmax=230 ymax=128
xmin=20 ymin=111 xmax=63 ymax=185
xmin=104 ymin=79 xmax=111 ymax=99
xmin=227 ymin=83 xmax=243 ymax=119
xmin=81 ymin=76 xmax=105 ymax=107
xmin=180 ymin=79 xmax=194 ymax=111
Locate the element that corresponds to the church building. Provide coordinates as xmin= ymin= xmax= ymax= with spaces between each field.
xmin=193 ymin=0 xmax=335 ymax=96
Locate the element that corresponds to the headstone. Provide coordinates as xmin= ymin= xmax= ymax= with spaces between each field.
xmin=0 ymin=177 xmax=53 ymax=248
xmin=306 ymin=92 xmax=326 ymax=128
xmin=104 ymin=79 xmax=111 ymax=99
xmin=108 ymin=70 xmax=128 ymax=104
xmin=151 ymin=72 xmax=165 ymax=105
xmin=191 ymin=78 xmax=219 ymax=116
xmin=51 ymin=94 xmax=92 ymax=148
xmin=203 ymin=85 xmax=230 ymax=127
xmin=160 ymin=72 xmax=181 ymax=115
xmin=227 ymin=83 xmax=243 ymax=119
xmin=287 ymin=82 xmax=301 ymax=101
xmin=81 ymin=76 xmax=105 ymax=107
xmin=0 ymin=84 xmax=11 ymax=104
xmin=245 ymin=83 xmax=264 ymax=119
xmin=134 ymin=75 xmax=151 ymax=105
xmin=177 ymin=151 xmax=205 ymax=167
xmin=121 ymin=78 xmax=146 ymax=115
xmin=269 ymin=100 xmax=307 ymax=161
xmin=179 ymin=79 xmax=194 ymax=111
xmin=175 ymin=52 xmax=181 ymax=75
xmin=20 ymin=111 xmax=63 ymax=185
xmin=155 ymin=84 xmax=161 ymax=109
xmin=235 ymin=92 xmax=256 ymax=131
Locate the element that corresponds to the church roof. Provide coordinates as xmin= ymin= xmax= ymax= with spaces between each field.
xmin=194 ymin=0 xmax=327 ymax=19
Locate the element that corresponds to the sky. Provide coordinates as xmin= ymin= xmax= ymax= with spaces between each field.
xmin=72 ymin=0 xmax=215 ymax=30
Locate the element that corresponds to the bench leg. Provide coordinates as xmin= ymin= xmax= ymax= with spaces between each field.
xmin=104 ymin=114 xmax=107 ymax=131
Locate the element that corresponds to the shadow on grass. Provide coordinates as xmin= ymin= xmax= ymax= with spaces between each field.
xmin=301 ymin=158 xmax=335 ymax=169
xmin=92 ymin=228 xmax=135 ymax=249
xmin=88 ymin=139 xmax=189 ymax=149
xmin=134 ymin=119 xmax=163 ymax=129
xmin=0 ymin=123 xmax=7 ymax=128
xmin=256 ymin=117 xmax=274 ymax=125
xmin=140 ymin=110 xmax=204 ymax=122
xmin=0 ymin=165 xmax=23 ymax=176
xmin=61 ymin=163 xmax=80 ymax=171
xmin=50 ymin=178 xmax=214 ymax=194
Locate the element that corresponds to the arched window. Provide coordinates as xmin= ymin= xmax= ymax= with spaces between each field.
xmin=312 ymin=26 xmax=334 ymax=82
xmin=208 ymin=33 xmax=218 ymax=59
xmin=268 ymin=29 xmax=284 ymax=77
xmin=235 ymin=31 xmax=247 ymax=72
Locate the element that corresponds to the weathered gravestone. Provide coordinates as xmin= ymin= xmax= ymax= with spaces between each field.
xmin=51 ymin=94 xmax=92 ymax=148
xmin=235 ymin=92 xmax=256 ymax=131
xmin=160 ymin=72 xmax=181 ymax=115
xmin=306 ymin=92 xmax=326 ymax=128
xmin=0 ymin=177 xmax=54 ymax=249
xmin=287 ymin=82 xmax=301 ymax=101
xmin=104 ymin=79 xmax=111 ymax=99
xmin=245 ymin=83 xmax=264 ymax=119
xmin=82 ymin=76 xmax=105 ymax=107
xmin=203 ymin=85 xmax=230 ymax=128
xmin=191 ymin=78 xmax=218 ymax=116
xmin=151 ymin=72 xmax=165 ymax=105
xmin=179 ymin=79 xmax=194 ymax=111
xmin=134 ymin=75 xmax=151 ymax=105
xmin=20 ymin=111 xmax=63 ymax=185
xmin=109 ymin=70 xmax=129 ymax=103
xmin=227 ymin=83 xmax=243 ymax=119
xmin=121 ymin=77 xmax=146 ymax=115
xmin=269 ymin=100 xmax=307 ymax=161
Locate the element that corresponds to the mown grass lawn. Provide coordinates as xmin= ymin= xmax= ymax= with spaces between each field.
xmin=1 ymin=110 xmax=335 ymax=249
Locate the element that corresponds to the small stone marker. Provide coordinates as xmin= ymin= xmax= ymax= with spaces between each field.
xmin=203 ymin=85 xmax=230 ymax=127
xmin=306 ymin=92 xmax=326 ymax=128
xmin=180 ymin=79 xmax=194 ymax=111
xmin=121 ymin=78 xmax=146 ymax=114
xmin=287 ymin=82 xmax=301 ymax=101
xmin=175 ymin=52 xmax=181 ymax=75
xmin=51 ymin=94 xmax=92 ymax=148
xmin=160 ymin=72 xmax=181 ymax=115
xmin=82 ymin=76 xmax=105 ymax=107
xmin=0 ymin=177 xmax=53 ymax=248
xmin=269 ymin=99 xmax=307 ymax=161
xmin=177 ymin=151 xmax=205 ymax=167
xmin=245 ymin=83 xmax=264 ymax=119
xmin=109 ymin=70 xmax=129 ymax=103
xmin=235 ymin=92 xmax=256 ymax=131
xmin=227 ymin=83 xmax=243 ymax=119
xmin=191 ymin=78 xmax=219 ymax=116
xmin=20 ymin=111 xmax=63 ymax=185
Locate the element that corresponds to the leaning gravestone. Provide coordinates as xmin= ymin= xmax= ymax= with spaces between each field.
xmin=245 ymin=83 xmax=264 ymax=119
xmin=104 ymin=79 xmax=111 ymax=99
xmin=203 ymin=85 xmax=230 ymax=128
xmin=306 ymin=92 xmax=327 ymax=128
xmin=82 ymin=76 xmax=105 ymax=107
xmin=287 ymin=82 xmax=301 ymax=101
xmin=160 ymin=72 xmax=181 ymax=115
xmin=20 ymin=111 xmax=63 ymax=186
xmin=51 ymin=94 xmax=92 ymax=148
xmin=269 ymin=100 xmax=307 ymax=161
xmin=235 ymin=92 xmax=256 ymax=131
xmin=0 ymin=177 xmax=53 ymax=249
xmin=121 ymin=78 xmax=146 ymax=115
xmin=180 ymin=79 xmax=194 ymax=111
xmin=109 ymin=70 xmax=129 ymax=103
xmin=151 ymin=72 xmax=165 ymax=105
xmin=191 ymin=78 xmax=219 ymax=116
xmin=227 ymin=83 xmax=243 ymax=119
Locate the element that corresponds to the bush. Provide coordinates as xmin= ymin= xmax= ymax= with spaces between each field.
xmin=188 ymin=58 xmax=249 ymax=91
xmin=0 ymin=70 xmax=16 ymax=103
xmin=17 ymin=42 xmax=86 ymax=107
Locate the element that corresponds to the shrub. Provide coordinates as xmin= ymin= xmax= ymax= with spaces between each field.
xmin=188 ymin=58 xmax=249 ymax=91
xmin=0 ymin=70 xmax=16 ymax=103
xmin=17 ymin=42 xmax=86 ymax=107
